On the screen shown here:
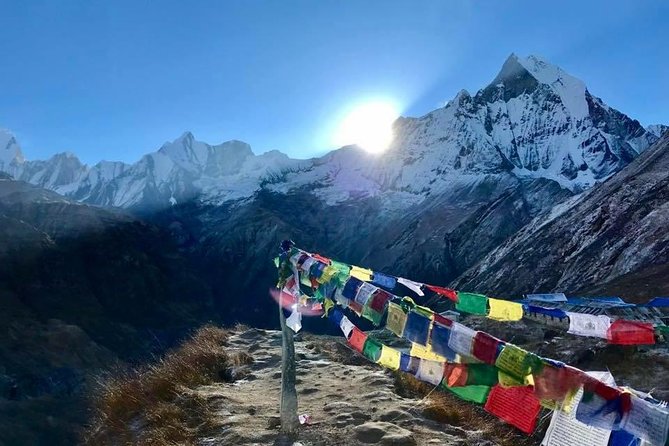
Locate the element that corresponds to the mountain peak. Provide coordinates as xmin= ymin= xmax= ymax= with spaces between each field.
xmin=489 ymin=54 xmax=589 ymax=120
xmin=0 ymin=129 xmax=25 ymax=166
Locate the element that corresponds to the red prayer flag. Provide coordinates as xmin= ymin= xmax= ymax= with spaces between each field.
xmin=432 ymin=313 xmax=453 ymax=327
xmin=472 ymin=332 xmax=502 ymax=364
xmin=426 ymin=285 xmax=458 ymax=302
xmin=348 ymin=301 xmax=363 ymax=315
xmin=484 ymin=385 xmax=541 ymax=434
xmin=444 ymin=364 xmax=468 ymax=387
xmin=368 ymin=289 xmax=392 ymax=312
xmin=533 ymin=363 xmax=580 ymax=402
xmin=348 ymin=327 xmax=367 ymax=353
xmin=607 ymin=320 xmax=656 ymax=345
xmin=312 ymin=254 xmax=331 ymax=265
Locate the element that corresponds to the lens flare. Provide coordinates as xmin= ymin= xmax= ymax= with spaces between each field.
xmin=333 ymin=100 xmax=399 ymax=154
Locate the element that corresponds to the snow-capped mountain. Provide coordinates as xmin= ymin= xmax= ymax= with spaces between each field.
xmin=1 ymin=54 xmax=662 ymax=212
xmin=454 ymin=132 xmax=669 ymax=299
xmin=647 ymin=124 xmax=669 ymax=138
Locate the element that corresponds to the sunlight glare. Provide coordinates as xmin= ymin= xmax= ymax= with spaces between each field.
xmin=334 ymin=100 xmax=399 ymax=154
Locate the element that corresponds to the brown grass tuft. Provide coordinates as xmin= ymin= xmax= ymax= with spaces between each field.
xmin=392 ymin=370 xmax=548 ymax=446
xmin=83 ymin=324 xmax=237 ymax=445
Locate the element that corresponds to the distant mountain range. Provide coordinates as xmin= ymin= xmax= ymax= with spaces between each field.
xmin=1 ymin=54 xmax=664 ymax=212
xmin=2 ymin=54 xmax=667 ymax=323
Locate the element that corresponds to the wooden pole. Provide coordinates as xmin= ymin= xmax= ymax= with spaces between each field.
xmin=278 ymin=289 xmax=299 ymax=436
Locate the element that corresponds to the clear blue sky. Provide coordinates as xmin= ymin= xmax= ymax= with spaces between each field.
xmin=1 ymin=0 xmax=667 ymax=164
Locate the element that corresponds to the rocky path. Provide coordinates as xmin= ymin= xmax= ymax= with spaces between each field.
xmin=193 ymin=328 xmax=480 ymax=446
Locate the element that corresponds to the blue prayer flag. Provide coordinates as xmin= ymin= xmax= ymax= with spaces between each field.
xmin=430 ymin=323 xmax=457 ymax=361
xmin=403 ymin=311 xmax=431 ymax=346
xmin=372 ymin=272 xmax=397 ymax=290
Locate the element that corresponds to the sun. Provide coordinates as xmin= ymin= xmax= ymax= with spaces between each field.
xmin=333 ymin=100 xmax=400 ymax=154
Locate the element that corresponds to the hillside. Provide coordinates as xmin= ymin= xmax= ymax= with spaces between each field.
xmin=0 ymin=176 xmax=215 ymax=444
xmin=454 ymin=133 xmax=669 ymax=299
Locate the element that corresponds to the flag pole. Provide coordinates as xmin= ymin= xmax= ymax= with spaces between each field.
xmin=278 ymin=240 xmax=298 ymax=439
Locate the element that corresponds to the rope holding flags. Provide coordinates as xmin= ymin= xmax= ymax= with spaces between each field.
xmin=275 ymin=244 xmax=669 ymax=445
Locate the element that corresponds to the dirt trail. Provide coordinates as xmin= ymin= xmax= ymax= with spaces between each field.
xmin=193 ymin=328 xmax=483 ymax=446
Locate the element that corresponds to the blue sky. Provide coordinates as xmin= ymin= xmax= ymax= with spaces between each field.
xmin=0 ymin=0 xmax=667 ymax=164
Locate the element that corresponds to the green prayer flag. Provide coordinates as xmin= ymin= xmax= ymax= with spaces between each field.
xmin=466 ymin=364 xmax=499 ymax=386
xmin=445 ymin=384 xmax=491 ymax=404
xmin=362 ymin=338 xmax=383 ymax=362
xmin=362 ymin=305 xmax=384 ymax=326
xmin=455 ymin=292 xmax=488 ymax=315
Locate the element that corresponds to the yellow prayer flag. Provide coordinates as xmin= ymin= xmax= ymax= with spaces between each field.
xmin=378 ymin=346 xmax=401 ymax=370
xmin=317 ymin=265 xmax=338 ymax=284
xmin=498 ymin=371 xmax=534 ymax=388
xmin=410 ymin=342 xmax=447 ymax=362
xmin=386 ymin=302 xmax=407 ymax=337
xmin=488 ymin=298 xmax=523 ymax=321
xmin=350 ymin=265 xmax=373 ymax=281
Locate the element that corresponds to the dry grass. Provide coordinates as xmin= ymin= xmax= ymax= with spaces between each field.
xmin=83 ymin=324 xmax=246 ymax=446
xmin=393 ymin=372 xmax=548 ymax=446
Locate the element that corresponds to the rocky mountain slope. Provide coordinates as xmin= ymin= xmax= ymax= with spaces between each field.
xmin=0 ymin=176 xmax=216 ymax=444
xmin=455 ymin=133 xmax=669 ymax=299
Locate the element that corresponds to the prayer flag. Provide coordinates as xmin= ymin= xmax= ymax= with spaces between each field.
xmin=541 ymin=372 xmax=616 ymax=446
xmin=448 ymin=322 xmax=477 ymax=357
xmin=567 ymin=312 xmax=611 ymax=338
xmin=386 ymin=302 xmax=407 ymax=337
xmin=430 ymin=323 xmax=457 ymax=361
xmin=368 ymin=289 xmax=392 ymax=312
xmin=444 ymin=364 xmax=468 ymax=387
xmin=362 ymin=304 xmax=384 ymax=326
xmin=410 ymin=342 xmax=447 ymax=362
xmin=398 ymin=277 xmax=425 ymax=296
xmin=341 ymin=277 xmax=363 ymax=300
xmin=533 ymin=362 xmax=582 ymax=404
xmin=348 ymin=327 xmax=367 ymax=353
xmin=400 ymin=353 xmax=420 ymax=375
xmin=466 ymin=364 xmax=499 ymax=387
xmin=426 ymin=284 xmax=458 ymax=302
xmin=472 ymin=332 xmax=503 ymax=364
xmin=362 ymin=337 xmax=383 ymax=362
xmin=445 ymin=384 xmax=491 ymax=404
xmin=607 ymin=320 xmax=655 ymax=345
xmin=488 ymin=298 xmax=523 ymax=321
xmin=620 ymin=395 xmax=669 ymax=446
xmin=350 ymin=265 xmax=373 ymax=281
xmin=607 ymin=430 xmax=640 ymax=446
xmin=495 ymin=344 xmax=533 ymax=381
xmin=403 ymin=310 xmax=432 ymax=346
xmin=378 ymin=346 xmax=401 ymax=370
xmin=329 ymin=307 xmax=344 ymax=327
xmin=456 ymin=292 xmax=489 ymax=315
xmin=340 ymin=315 xmax=355 ymax=338
xmin=416 ymin=359 xmax=445 ymax=386
xmin=317 ymin=264 xmax=338 ymax=284
xmin=349 ymin=300 xmax=364 ymax=315
xmin=372 ymin=272 xmax=397 ymax=289
xmin=286 ymin=308 xmax=302 ymax=333
xmin=527 ymin=305 xmax=568 ymax=319
xmin=484 ymin=385 xmax=541 ymax=434
xmin=355 ymin=282 xmax=377 ymax=306
xmin=432 ymin=313 xmax=453 ymax=327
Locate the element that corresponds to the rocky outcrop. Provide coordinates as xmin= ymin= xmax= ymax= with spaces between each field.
xmin=454 ymin=133 xmax=669 ymax=299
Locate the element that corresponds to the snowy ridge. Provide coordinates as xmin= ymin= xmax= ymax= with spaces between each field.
xmin=0 ymin=54 xmax=664 ymax=210
xmin=0 ymin=129 xmax=24 ymax=174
